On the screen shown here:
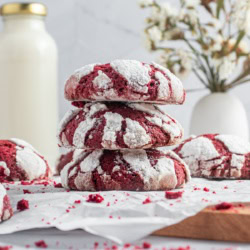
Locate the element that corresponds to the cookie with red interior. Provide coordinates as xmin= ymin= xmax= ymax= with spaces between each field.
xmin=0 ymin=139 xmax=51 ymax=181
xmin=60 ymin=148 xmax=190 ymax=191
xmin=0 ymin=184 xmax=13 ymax=222
xmin=174 ymin=134 xmax=250 ymax=179
xmin=64 ymin=60 xmax=185 ymax=104
xmin=58 ymin=102 xmax=183 ymax=150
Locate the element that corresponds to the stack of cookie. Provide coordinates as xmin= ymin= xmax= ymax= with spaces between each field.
xmin=57 ymin=60 xmax=190 ymax=191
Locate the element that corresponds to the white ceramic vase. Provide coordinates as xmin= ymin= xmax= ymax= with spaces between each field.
xmin=190 ymin=93 xmax=249 ymax=140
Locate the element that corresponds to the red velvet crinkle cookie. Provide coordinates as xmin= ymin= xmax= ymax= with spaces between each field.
xmin=60 ymin=148 xmax=190 ymax=191
xmin=174 ymin=134 xmax=250 ymax=179
xmin=0 ymin=184 xmax=13 ymax=222
xmin=64 ymin=60 xmax=185 ymax=104
xmin=0 ymin=139 xmax=51 ymax=181
xmin=55 ymin=149 xmax=75 ymax=175
xmin=58 ymin=102 xmax=183 ymax=150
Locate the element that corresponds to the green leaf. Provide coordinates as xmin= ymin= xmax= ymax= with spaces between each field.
xmin=232 ymin=30 xmax=245 ymax=52
xmin=216 ymin=0 xmax=224 ymax=18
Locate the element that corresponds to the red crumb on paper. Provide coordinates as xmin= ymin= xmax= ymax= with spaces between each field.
xmin=215 ymin=202 xmax=233 ymax=210
xmin=142 ymin=242 xmax=151 ymax=249
xmin=74 ymin=200 xmax=81 ymax=204
xmin=34 ymin=240 xmax=48 ymax=248
xmin=203 ymin=187 xmax=209 ymax=192
xmin=170 ymin=246 xmax=191 ymax=250
xmin=21 ymin=181 xmax=34 ymax=186
xmin=54 ymin=183 xmax=63 ymax=188
xmin=23 ymin=189 xmax=31 ymax=194
xmin=17 ymin=199 xmax=29 ymax=211
xmin=142 ymin=197 xmax=151 ymax=204
xmin=193 ymin=187 xmax=200 ymax=191
xmin=94 ymin=242 xmax=99 ymax=248
xmin=66 ymin=209 xmax=70 ymax=213
xmin=111 ymin=245 xmax=118 ymax=250
xmin=0 ymin=246 xmax=12 ymax=250
xmin=124 ymin=243 xmax=131 ymax=248
xmin=86 ymin=194 xmax=104 ymax=203
xmin=107 ymin=202 xmax=110 ymax=207
xmin=165 ymin=191 xmax=183 ymax=199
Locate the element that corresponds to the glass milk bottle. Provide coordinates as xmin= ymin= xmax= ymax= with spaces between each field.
xmin=0 ymin=3 xmax=58 ymax=166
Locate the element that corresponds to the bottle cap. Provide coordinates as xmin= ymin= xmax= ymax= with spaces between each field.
xmin=0 ymin=3 xmax=47 ymax=16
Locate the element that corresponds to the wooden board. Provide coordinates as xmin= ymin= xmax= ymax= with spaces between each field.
xmin=153 ymin=203 xmax=250 ymax=243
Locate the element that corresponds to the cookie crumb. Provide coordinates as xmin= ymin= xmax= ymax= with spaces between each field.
xmin=165 ymin=191 xmax=183 ymax=199
xmin=17 ymin=199 xmax=29 ymax=211
xmin=34 ymin=240 xmax=47 ymax=248
xmin=86 ymin=194 xmax=104 ymax=203
xmin=142 ymin=197 xmax=151 ymax=204
xmin=215 ymin=202 xmax=233 ymax=210
xmin=142 ymin=242 xmax=151 ymax=249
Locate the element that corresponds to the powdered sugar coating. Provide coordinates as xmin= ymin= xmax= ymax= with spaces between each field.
xmin=74 ymin=63 xmax=100 ymax=80
xmin=110 ymin=59 xmax=150 ymax=93
xmin=64 ymin=60 xmax=185 ymax=104
xmin=0 ymin=184 xmax=13 ymax=222
xmin=60 ymin=149 xmax=190 ymax=191
xmin=58 ymin=102 xmax=183 ymax=150
xmin=0 ymin=139 xmax=51 ymax=181
xmin=174 ymin=134 xmax=250 ymax=179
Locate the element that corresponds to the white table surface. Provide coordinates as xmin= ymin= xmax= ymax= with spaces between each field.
xmin=0 ymin=228 xmax=249 ymax=250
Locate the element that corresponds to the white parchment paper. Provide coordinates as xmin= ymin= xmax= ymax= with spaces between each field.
xmin=0 ymin=177 xmax=249 ymax=244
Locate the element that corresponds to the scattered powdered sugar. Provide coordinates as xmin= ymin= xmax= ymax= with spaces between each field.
xmin=74 ymin=63 xmax=99 ymax=80
xmin=123 ymin=118 xmax=151 ymax=148
xmin=230 ymin=154 xmax=245 ymax=169
xmin=58 ymin=109 xmax=82 ymax=145
xmin=179 ymin=137 xmax=220 ymax=161
xmin=155 ymin=71 xmax=170 ymax=99
xmin=216 ymin=134 xmax=250 ymax=154
xmin=152 ymin=62 xmax=184 ymax=102
xmin=73 ymin=118 xmax=97 ymax=148
xmin=110 ymin=60 xmax=150 ymax=93
xmin=121 ymin=150 xmax=153 ymax=184
xmin=128 ymin=103 xmax=182 ymax=139
xmin=15 ymin=144 xmax=47 ymax=180
xmin=9 ymin=138 xmax=37 ymax=153
xmin=79 ymin=150 xmax=102 ymax=172
xmin=73 ymin=103 xmax=107 ymax=147
xmin=93 ymin=70 xmax=112 ymax=89
xmin=128 ymin=103 xmax=172 ymax=124
xmin=102 ymin=112 xmax=123 ymax=149
xmin=61 ymin=151 xmax=88 ymax=187
xmin=0 ymin=161 xmax=10 ymax=176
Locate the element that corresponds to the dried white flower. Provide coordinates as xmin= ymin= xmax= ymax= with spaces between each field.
xmin=229 ymin=39 xmax=249 ymax=54
xmin=233 ymin=0 xmax=250 ymax=35
xmin=144 ymin=34 xmax=153 ymax=51
xmin=152 ymin=3 xmax=179 ymax=29
xmin=180 ymin=8 xmax=199 ymax=26
xmin=184 ymin=0 xmax=201 ymax=8
xmin=147 ymin=26 xmax=162 ymax=42
xmin=177 ymin=49 xmax=193 ymax=71
xmin=164 ymin=27 xmax=183 ymax=40
xmin=208 ymin=18 xmax=223 ymax=30
xmin=138 ymin=0 xmax=154 ymax=8
xmin=213 ymin=53 xmax=237 ymax=80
